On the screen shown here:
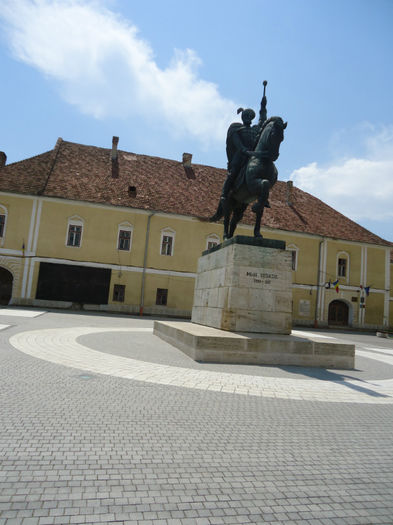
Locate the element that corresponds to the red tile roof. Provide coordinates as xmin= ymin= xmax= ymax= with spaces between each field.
xmin=0 ymin=138 xmax=391 ymax=247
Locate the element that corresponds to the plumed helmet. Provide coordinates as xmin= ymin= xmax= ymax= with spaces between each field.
xmin=237 ymin=107 xmax=255 ymax=122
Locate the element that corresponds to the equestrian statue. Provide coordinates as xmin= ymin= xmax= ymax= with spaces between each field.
xmin=210 ymin=81 xmax=287 ymax=239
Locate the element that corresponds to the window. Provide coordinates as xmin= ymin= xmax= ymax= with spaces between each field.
xmin=0 ymin=215 xmax=5 ymax=238
xmin=160 ymin=229 xmax=175 ymax=256
xmin=206 ymin=234 xmax=220 ymax=251
xmin=67 ymin=224 xmax=82 ymax=247
xmin=118 ymin=230 xmax=131 ymax=250
xmin=161 ymin=235 xmax=173 ymax=255
xmin=0 ymin=205 xmax=7 ymax=244
xmin=336 ymin=252 xmax=350 ymax=282
xmin=66 ymin=216 xmax=84 ymax=248
xmin=290 ymin=251 xmax=297 ymax=271
xmin=117 ymin=222 xmax=133 ymax=251
xmin=113 ymin=284 xmax=125 ymax=302
xmin=156 ymin=288 xmax=168 ymax=306
xmin=287 ymin=244 xmax=298 ymax=271
xmin=338 ymin=258 xmax=347 ymax=277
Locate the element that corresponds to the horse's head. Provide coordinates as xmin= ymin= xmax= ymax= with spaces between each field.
xmin=258 ymin=117 xmax=287 ymax=161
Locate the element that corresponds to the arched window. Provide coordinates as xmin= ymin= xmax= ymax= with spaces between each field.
xmin=206 ymin=233 xmax=220 ymax=251
xmin=66 ymin=215 xmax=84 ymax=248
xmin=287 ymin=244 xmax=298 ymax=271
xmin=117 ymin=222 xmax=133 ymax=251
xmin=336 ymin=251 xmax=350 ymax=283
xmin=160 ymin=228 xmax=175 ymax=256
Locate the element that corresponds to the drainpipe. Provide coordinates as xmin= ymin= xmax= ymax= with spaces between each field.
xmin=314 ymin=239 xmax=323 ymax=328
xmin=139 ymin=212 xmax=155 ymax=315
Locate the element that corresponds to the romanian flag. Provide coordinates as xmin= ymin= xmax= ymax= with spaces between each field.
xmin=332 ymin=279 xmax=339 ymax=293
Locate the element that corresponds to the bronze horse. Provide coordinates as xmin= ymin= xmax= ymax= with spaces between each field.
xmin=210 ymin=116 xmax=287 ymax=239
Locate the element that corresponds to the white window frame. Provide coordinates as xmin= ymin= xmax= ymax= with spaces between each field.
xmin=287 ymin=244 xmax=298 ymax=271
xmin=160 ymin=228 xmax=175 ymax=256
xmin=337 ymin=251 xmax=350 ymax=283
xmin=117 ymin=222 xmax=133 ymax=252
xmin=65 ymin=215 xmax=84 ymax=248
xmin=206 ymin=233 xmax=220 ymax=251
xmin=0 ymin=204 xmax=8 ymax=247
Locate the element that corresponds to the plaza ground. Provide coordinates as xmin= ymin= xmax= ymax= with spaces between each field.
xmin=1 ymin=307 xmax=393 ymax=525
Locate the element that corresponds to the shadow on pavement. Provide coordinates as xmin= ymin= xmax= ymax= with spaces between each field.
xmin=279 ymin=365 xmax=390 ymax=398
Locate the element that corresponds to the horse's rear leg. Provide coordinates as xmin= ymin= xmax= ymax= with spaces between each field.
xmin=229 ymin=204 xmax=247 ymax=238
xmin=251 ymin=179 xmax=270 ymax=214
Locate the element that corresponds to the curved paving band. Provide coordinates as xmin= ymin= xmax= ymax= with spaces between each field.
xmin=9 ymin=326 xmax=393 ymax=405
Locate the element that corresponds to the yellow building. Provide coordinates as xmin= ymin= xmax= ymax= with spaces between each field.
xmin=0 ymin=138 xmax=392 ymax=330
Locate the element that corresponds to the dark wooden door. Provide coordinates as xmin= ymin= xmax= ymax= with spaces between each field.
xmin=328 ymin=300 xmax=349 ymax=326
xmin=36 ymin=262 xmax=111 ymax=305
xmin=0 ymin=267 xmax=13 ymax=305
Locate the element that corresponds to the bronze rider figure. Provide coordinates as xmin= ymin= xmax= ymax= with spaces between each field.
xmin=221 ymin=82 xmax=269 ymax=211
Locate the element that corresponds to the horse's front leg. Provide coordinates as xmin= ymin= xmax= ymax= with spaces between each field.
xmin=223 ymin=211 xmax=231 ymax=239
xmin=253 ymin=207 xmax=264 ymax=238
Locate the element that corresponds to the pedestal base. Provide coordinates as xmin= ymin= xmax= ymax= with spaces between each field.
xmin=191 ymin=236 xmax=292 ymax=334
xmin=154 ymin=321 xmax=355 ymax=369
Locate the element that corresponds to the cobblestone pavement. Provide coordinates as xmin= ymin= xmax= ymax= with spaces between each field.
xmin=1 ymin=308 xmax=393 ymax=525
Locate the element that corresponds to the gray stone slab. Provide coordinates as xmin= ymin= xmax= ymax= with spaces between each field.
xmin=154 ymin=321 xmax=355 ymax=369
xmin=202 ymin=235 xmax=286 ymax=256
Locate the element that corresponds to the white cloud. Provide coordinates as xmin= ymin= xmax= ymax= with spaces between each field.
xmin=0 ymin=0 xmax=237 ymax=145
xmin=290 ymin=125 xmax=393 ymax=222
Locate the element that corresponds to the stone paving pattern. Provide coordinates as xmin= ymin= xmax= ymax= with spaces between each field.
xmin=1 ymin=309 xmax=393 ymax=524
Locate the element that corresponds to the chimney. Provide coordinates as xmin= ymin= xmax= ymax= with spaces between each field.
xmin=111 ymin=136 xmax=119 ymax=161
xmin=182 ymin=152 xmax=192 ymax=167
xmin=286 ymin=180 xmax=293 ymax=206
xmin=182 ymin=152 xmax=195 ymax=179
xmin=111 ymin=136 xmax=119 ymax=178
xmin=0 ymin=152 xmax=6 ymax=168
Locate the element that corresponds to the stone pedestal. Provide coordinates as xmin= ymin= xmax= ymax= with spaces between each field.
xmin=153 ymin=321 xmax=355 ymax=369
xmin=191 ymin=236 xmax=292 ymax=334
xmin=154 ymin=235 xmax=355 ymax=369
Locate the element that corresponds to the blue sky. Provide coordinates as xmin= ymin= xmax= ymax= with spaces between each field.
xmin=1 ymin=0 xmax=392 ymax=241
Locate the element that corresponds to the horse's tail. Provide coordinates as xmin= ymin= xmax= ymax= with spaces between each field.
xmin=209 ymin=200 xmax=224 ymax=222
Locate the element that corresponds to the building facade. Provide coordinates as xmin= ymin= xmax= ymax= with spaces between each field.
xmin=0 ymin=138 xmax=392 ymax=329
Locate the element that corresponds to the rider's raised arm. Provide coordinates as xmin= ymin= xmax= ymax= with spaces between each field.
xmin=258 ymin=94 xmax=267 ymax=127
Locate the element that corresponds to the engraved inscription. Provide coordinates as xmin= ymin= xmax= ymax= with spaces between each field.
xmin=246 ymin=270 xmax=278 ymax=285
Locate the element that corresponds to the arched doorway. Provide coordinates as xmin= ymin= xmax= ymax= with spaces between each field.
xmin=328 ymin=300 xmax=349 ymax=326
xmin=0 ymin=267 xmax=13 ymax=305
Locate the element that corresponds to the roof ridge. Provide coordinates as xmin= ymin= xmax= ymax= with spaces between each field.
xmin=38 ymin=138 xmax=63 ymax=195
xmin=1 ymin=149 xmax=53 ymax=168
xmin=60 ymin=139 xmax=225 ymax=170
